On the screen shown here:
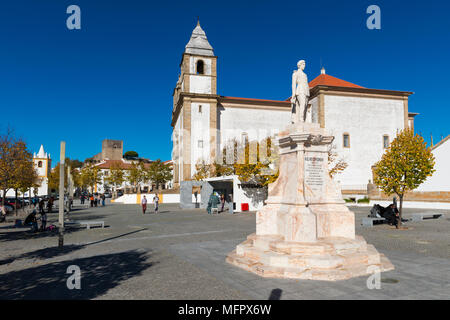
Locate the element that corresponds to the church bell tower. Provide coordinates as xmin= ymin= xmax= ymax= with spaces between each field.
xmin=172 ymin=21 xmax=219 ymax=185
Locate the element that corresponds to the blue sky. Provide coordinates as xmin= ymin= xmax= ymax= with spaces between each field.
xmin=0 ymin=0 xmax=448 ymax=165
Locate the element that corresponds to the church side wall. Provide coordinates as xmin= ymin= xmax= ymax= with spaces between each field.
xmin=324 ymin=94 xmax=405 ymax=189
xmin=218 ymin=106 xmax=290 ymax=148
xmin=191 ymin=102 xmax=211 ymax=177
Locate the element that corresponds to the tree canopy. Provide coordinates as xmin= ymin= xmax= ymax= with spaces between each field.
xmin=374 ymin=128 xmax=435 ymax=227
xmin=124 ymin=151 xmax=139 ymax=159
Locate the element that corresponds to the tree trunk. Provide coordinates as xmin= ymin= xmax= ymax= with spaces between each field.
xmin=398 ymin=194 xmax=403 ymax=228
xmin=14 ymin=189 xmax=18 ymax=216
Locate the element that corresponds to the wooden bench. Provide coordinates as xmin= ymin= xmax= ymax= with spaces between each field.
xmin=65 ymin=220 xmax=105 ymax=229
xmin=411 ymin=213 xmax=443 ymax=222
xmin=362 ymin=217 xmax=386 ymax=227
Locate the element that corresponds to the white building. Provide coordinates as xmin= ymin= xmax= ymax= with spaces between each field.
xmin=416 ymin=136 xmax=450 ymax=192
xmin=93 ymin=158 xmax=172 ymax=194
xmin=3 ymin=144 xmax=51 ymax=198
xmin=171 ymin=22 xmax=417 ymax=196
xmin=33 ymin=145 xmax=51 ymax=196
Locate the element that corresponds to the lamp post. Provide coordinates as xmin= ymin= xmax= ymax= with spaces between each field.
xmin=58 ymin=141 xmax=65 ymax=248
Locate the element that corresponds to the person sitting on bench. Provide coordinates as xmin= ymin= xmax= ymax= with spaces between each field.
xmin=24 ymin=210 xmax=39 ymax=233
xmin=383 ymin=204 xmax=400 ymax=228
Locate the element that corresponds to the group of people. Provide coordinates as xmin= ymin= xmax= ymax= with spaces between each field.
xmin=32 ymin=196 xmax=55 ymax=214
xmin=141 ymin=194 xmax=159 ymax=214
xmin=80 ymin=194 xmax=106 ymax=207
xmin=207 ymin=192 xmax=230 ymax=214
xmin=24 ymin=209 xmax=47 ymax=232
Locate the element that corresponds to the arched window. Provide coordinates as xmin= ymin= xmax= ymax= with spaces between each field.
xmin=383 ymin=135 xmax=389 ymax=149
xmin=196 ymin=60 xmax=204 ymax=75
xmin=343 ymin=133 xmax=350 ymax=148
xmin=38 ymin=161 xmax=43 ymax=168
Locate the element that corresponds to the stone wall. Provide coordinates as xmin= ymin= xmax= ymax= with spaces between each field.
xmin=368 ymin=183 xmax=450 ymax=202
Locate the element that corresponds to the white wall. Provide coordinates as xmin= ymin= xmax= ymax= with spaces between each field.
xmin=325 ymin=95 xmax=405 ymax=189
xmin=113 ymin=193 xmax=200 ymax=204
xmin=189 ymin=57 xmax=212 ymax=94
xmin=191 ymin=102 xmax=211 ymax=176
xmin=219 ymin=107 xmax=290 ymax=148
xmin=416 ymin=138 xmax=450 ymax=192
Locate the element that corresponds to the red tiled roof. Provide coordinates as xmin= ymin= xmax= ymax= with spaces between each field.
xmin=220 ymin=96 xmax=290 ymax=104
xmin=308 ymin=74 xmax=364 ymax=89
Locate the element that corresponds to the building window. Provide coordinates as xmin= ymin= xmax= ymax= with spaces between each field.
xmin=198 ymin=105 xmax=202 ymax=113
xmin=198 ymin=140 xmax=203 ymax=148
xmin=196 ymin=60 xmax=204 ymax=75
xmin=383 ymin=135 xmax=389 ymax=149
xmin=343 ymin=133 xmax=350 ymax=148
xmin=38 ymin=161 xmax=43 ymax=168
xmin=241 ymin=132 xmax=248 ymax=145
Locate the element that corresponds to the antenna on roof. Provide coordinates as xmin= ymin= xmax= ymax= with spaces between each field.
xmin=320 ymin=58 xmax=325 ymax=74
xmin=430 ymin=133 xmax=433 ymax=147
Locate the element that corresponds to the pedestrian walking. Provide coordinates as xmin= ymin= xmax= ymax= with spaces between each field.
xmin=40 ymin=210 xmax=47 ymax=231
xmin=220 ymin=194 xmax=225 ymax=213
xmin=38 ymin=199 xmax=45 ymax=214
xmin=153 ymin=194 xmax=159 ymax=214
xmin=47 ymin=197 xmax=54 ymax=213
xmin=101 ymin=194 xmax=105 ymax=206
xmin=90 ymin=195 xmax=94 ymax=207
xmin=141 ymin=195 xmax=147 ymax=214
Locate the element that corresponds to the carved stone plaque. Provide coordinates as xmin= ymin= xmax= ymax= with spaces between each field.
xmin=304 ymin=152 xmax=326 ymax=202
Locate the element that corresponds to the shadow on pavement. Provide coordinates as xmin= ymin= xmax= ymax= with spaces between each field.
xmin=268 ymin=288 xmax=283 ymax=300
xmin=0 ymin=249 xmax=155 ymax=299
xmin=0 ymin=226 xmax=84 ymax=243
xmin=0 ymin=228 xmax=148 ymax=266
xmin=0 ymin=244 xmax=84 ymax=266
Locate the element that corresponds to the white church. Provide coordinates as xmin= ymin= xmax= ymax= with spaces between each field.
xmin=3 ymin=144 xmax=51 ymax=198
xmin=171 ymin=22 xmax=417 ymax=196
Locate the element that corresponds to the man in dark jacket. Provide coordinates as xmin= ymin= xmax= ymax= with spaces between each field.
xmin=383 ymin=204 xmax=400 ymax=228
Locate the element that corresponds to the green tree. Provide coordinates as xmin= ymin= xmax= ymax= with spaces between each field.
xmin=10 ymin=143 xmax=35 ymax=214
xmin=0 ymin=129 xmax=18 ymax=205
xmin=105 ymin=162 xmax=125 ymax=198
xmin=48 ymin=158 xmax=83 ymax=192
xmin=124 ymin=151 xmax=139 ymax=159
xmin=17 ymin=159 xmax=39 ymax=212
xmin=192 ymin=137 xmax=279 ymax=187
xmin=373 ymin=129 xmax=435 ymax=228
xmin=0 ymin=129 xmax=37 ymax=210
xmin=146 ymin=159 xmax=173 ymax=190
xmin=80 ymin=164 xmax=103 ymax=194
xmin=233 ymin=138 xmax=279 ymax=187
xmin=128 ymin=161 xmax=145 ymax=193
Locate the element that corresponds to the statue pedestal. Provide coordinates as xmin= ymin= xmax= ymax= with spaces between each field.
xmin=226 ymin=123 xmax=394 ymax=280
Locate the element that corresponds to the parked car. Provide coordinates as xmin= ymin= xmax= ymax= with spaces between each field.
xmin=117 ymin=190 xmax=124 ymax=197
xmin=104 ymin=192 xmax=112 ymax=198
xmin=5 ymin=199 xmax=22 ymax=209
xmin=3 ymin=204 xmax=14 ymax=213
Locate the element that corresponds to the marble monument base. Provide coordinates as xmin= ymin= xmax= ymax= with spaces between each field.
xmin=226 ymin=123 xmax=394 ymax=281
xmin=226 ymin=234 xmax=394 ymax=281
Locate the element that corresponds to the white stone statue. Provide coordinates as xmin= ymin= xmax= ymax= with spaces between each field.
xmin=291 ymin=60 xmax=310 ymax=123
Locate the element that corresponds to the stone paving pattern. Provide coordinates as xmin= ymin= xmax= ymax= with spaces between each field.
xmin=0 ymin=201 xmax=448 ymax=299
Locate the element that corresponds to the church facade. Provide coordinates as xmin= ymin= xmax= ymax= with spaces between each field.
xmin=171 ymin=22 xmax=417 ymax=194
